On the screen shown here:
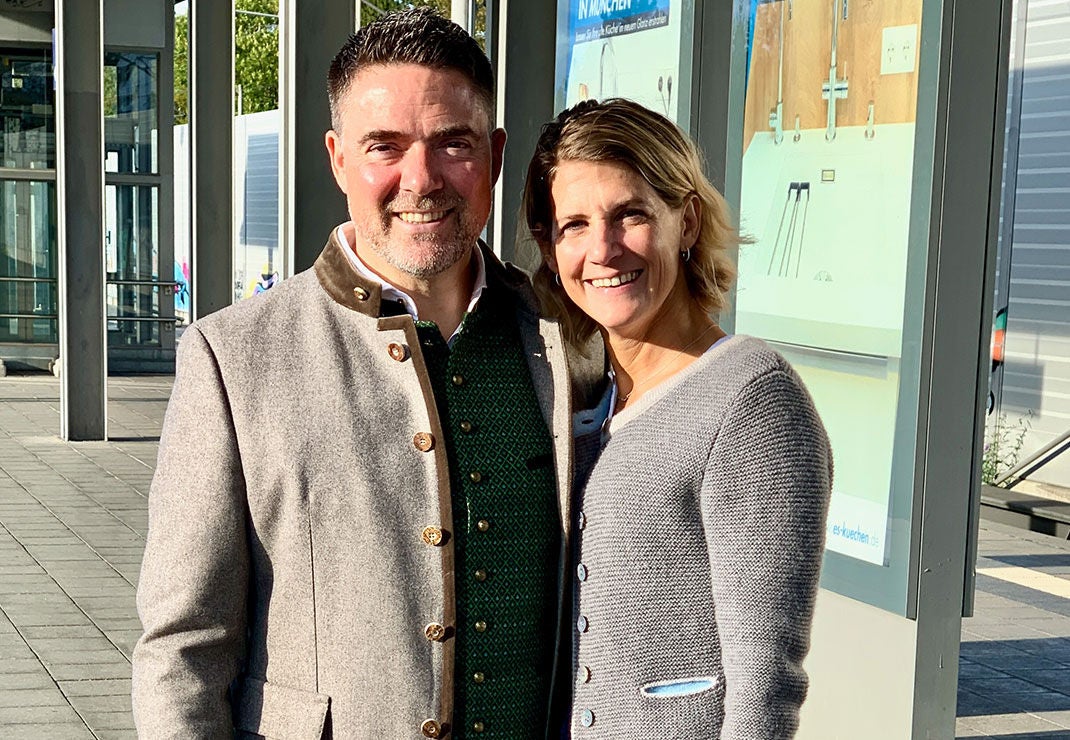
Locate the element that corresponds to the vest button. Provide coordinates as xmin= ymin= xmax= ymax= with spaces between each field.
xmin=421 ymin=719 xmax=442 ymax=737
xmin=421 ymin=526 xmax=444 ymax=547
xmin=451 ymin=374 xmax=465 ymax=386
xmin=474 ymin=620 xmax=487 ymax=633
xmin=472 ymin=721 xmax=485 ymax=733
xmin=468 ymin=471 xmax=483 ymax=483
xmin=459 ymin=420 xmax=473 ymax=433
xmin=387 ymin=342 xmax=407 ymax=362
xmin=472 ymin=671 xmax=485 ymax=684
xmin=474 ymin=569 xmax=487 ymax=582
xmin=353 ymin=286 xmax=369 ymax=301
xmin=476 ymin=519 xmax=490 ymax=532
xmin=424 ymin=622 xmax=446 ymax=641
xmin=413 ymin=432 xmax=435 ymax=452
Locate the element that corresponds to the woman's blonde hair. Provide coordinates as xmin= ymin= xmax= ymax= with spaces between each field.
xmin=521 ymin=98 xmax=740 ymax=347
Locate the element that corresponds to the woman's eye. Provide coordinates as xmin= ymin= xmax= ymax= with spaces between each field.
xmin=559 ymin=221 xmax=585 ymax=235
xmin=621 ymin=210 xmax=647 ymax=225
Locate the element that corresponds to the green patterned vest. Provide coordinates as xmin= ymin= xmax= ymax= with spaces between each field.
xmin=414 ymin=286 xmax=560 ymax=739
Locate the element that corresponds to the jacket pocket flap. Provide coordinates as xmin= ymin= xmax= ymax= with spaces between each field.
xmin=235 ymin=677 xmax=330 ymax=740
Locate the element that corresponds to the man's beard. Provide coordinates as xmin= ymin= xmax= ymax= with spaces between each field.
xmin=357 ymin=194 xmax=481 ymax=279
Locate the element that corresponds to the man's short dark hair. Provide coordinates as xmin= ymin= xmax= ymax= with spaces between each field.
xmin=327 ymin=7 xmax=495 ymax=131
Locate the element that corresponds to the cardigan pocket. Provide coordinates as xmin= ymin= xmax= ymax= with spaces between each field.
xmin=235 ymin=677 xmax=331 ymax=740
xmin=639 ymin=676 xmax=719 ymax=698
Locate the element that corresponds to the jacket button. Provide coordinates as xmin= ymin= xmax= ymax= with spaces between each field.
xmin=474 ymin=569 xmax=487 ymax=582
xmin=468 ymin=471 xmax=482 ymax=483
xmin=424 ymin=622 xmax=446 ymax=641
xmin=421 ymin=719 xmax=442 ymax=737
xmin=413 ymin=432 xmax=435 ymax=452
xmin=474 ymin=620 xmax=487 ymax=633
xmin=451 ymin=374 xmax=465 ymax=386
xmin=472 ymin=671 xmax=485 ymax=684
xmin=476 ymin=519 xmax=490 ymax=532
xmin=353 ymin=286 xmax=369 ymax=301
xmin=387 ymin=342 xmax=408 ymax=362
xmin=421 ymin=526 xmax=444 ymax=547
xmin=459 ymin=420 xmax=473 ymax=433
xmin=579 ymin=709 xmax=594 ymax=727
xmin=472 ymin=721 xmax=485 ymax=733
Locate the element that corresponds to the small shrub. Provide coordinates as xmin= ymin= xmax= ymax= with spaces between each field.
xmin=982 ymin=413 xmax=1031 ymax=485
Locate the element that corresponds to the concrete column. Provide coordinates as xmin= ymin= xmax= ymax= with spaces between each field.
xmin=55 ymin=0 xmax=107 ymax=441
xmin=189 ymin=0 xmax=234 ymax=318
xmin=280 ymin=0 xmax=354 ymax=275
xmin=489 ymin=0 xmax=556 ymax=263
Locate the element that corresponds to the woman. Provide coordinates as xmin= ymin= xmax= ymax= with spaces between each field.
xmin=522 ymin=99 xmax=832 ymax=739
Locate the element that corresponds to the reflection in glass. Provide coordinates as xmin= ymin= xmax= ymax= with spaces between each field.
xmin=106 ymin=184 xmax=161 ymax=346
xmin=104 ymin=53 xmax=159 ymax=174
xmin=0 ymin=179 xmax=57 ymax=343
xmin=0 ymin=49 xmax=55 ymax=170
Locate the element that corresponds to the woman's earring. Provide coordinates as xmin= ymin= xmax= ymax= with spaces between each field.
xmin=680 ymin=248 xmax=692 ymax=263
xmin=554 ymin=273 xmax=562 ymax=287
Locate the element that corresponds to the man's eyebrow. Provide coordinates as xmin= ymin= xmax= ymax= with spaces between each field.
xmin=358 ymin=129 xmax=404 ymax=146
xmin=431 ymin=125 xmax=479 ymax=140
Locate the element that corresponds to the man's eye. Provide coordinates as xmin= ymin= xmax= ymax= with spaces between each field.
xmin=367 ymin=143 xmax=398 ymax=155
xmin=443 ymin=139 xmax=472 ymax=153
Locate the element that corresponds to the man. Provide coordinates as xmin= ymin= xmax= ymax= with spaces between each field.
xmin=132 ymin=9 xmax=600 ymax=739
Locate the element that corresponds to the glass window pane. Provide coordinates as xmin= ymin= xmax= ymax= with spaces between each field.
xmin=104 ymin=52 xmax=159 ymax=174
xmin=0 ymin=49 xmax=55 ymax=170
xmin=0 ymin=179 xmax=57 ymax=343
xmin=106 ymin=184 xmax=161 ymax=346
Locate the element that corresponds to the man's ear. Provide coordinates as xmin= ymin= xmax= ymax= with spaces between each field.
xmin=490 ymin=128 xmax=507 ymax=186
xmin=325 ymin=129 xmax=347 ymax=194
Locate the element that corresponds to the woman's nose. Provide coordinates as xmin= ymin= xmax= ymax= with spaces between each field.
xmin=586 ymin=221 xmax=623 ymax=263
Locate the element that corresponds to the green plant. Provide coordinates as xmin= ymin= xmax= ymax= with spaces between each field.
xmin=982 ymin=413 xmax=1030 ymax=485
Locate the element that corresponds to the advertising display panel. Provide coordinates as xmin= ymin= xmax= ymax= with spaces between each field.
xmin=556 ymin=0 xmax=689 ymax=123
xmin=737 ymin=0 xmax=923 ymax=568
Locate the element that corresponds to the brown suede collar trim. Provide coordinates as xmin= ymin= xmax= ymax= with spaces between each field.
xmin=312 ymin=228 xmax=539 ymax=321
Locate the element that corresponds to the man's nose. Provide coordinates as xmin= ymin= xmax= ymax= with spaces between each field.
xmin=399 ymin=145 xmax=443 ymax=196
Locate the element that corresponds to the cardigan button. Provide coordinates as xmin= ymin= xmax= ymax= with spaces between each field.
xmin=581 ymin=665 xmax=591 ymax=683
xmin=579 ymin=709 xmax=594 ymax=727
xmin=576 ymin=563 xmax=588 ymax=582
xmin=421 ymin=526 xmax=444 ymax=547
xmin=424 ymin=622 xmax=446 ymax=641
xmin=413 ymin=432 xmax=435 ymax=452
xmin=421 ymin=719 xmax=442 ymax=737
xmin=577 ymin=615 xmax=589 ymax=633
xmin=387 ymin=342 xmax=408 ymax=362
xmin=577 ymin=511 xmax=587 ymax=530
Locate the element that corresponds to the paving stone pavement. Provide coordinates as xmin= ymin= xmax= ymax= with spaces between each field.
xmin=2 ymin=373 xmax=1070 ymax=738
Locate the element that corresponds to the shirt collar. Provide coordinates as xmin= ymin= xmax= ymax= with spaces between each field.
xmin=335 ymin=223 xmax=488 ymax=322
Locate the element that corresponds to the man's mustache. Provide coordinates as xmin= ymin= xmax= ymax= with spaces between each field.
xmin=384 ymin=194 xmax=462 ymax=213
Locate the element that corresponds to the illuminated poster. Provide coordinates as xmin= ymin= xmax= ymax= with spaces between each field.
xmin=557 ymin=0 xmax=684 ymax=123
xmin=737 ymin=0 xmax=923 ymax=565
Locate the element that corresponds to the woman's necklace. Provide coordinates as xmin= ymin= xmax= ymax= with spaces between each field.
xmin=615 ymin=323 xmax=719 ymax=409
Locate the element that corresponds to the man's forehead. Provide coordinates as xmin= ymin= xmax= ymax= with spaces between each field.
xmin=339 ymin=63 xmax=493 ymax=135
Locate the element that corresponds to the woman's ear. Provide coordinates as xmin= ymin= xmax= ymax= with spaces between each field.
xmin=681 ymin=193 xmax=701 ymax=249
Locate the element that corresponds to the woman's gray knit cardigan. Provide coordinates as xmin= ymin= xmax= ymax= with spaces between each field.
xmin=569 ymin=335 xmax=832 ymax=739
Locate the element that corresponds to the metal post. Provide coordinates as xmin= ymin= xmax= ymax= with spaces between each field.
xmin=489 ymin=0 xmax=555 ymax=264
xmin=56 ymin=0 xmax=107 ymax=441
xmin=189 ymin=0 xmax=234 ymax=318
xmin=279 ymin=0 xmax=354 ymax=276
